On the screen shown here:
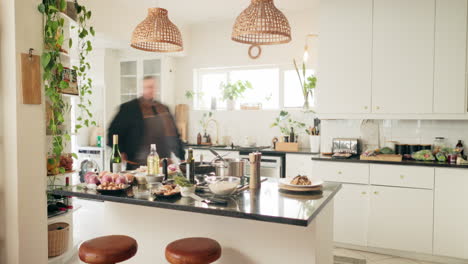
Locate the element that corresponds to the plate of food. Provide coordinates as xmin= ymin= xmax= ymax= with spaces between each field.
xmin=279 ymin=175 xmax=324 ymax=188
xmin=96 ymin=182 xmax=130 ymax=195
xmin=153 ymin=184 xmax=181 ymax=198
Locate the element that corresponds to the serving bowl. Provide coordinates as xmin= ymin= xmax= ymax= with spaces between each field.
xmin=206 ymin=176 xmax=240 ymax=196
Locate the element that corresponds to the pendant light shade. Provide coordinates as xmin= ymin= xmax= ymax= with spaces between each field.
xmin=131 ymin=8 xmax=183 ymax=52
xmin=232 ymin=0 xmax=291 ymax=45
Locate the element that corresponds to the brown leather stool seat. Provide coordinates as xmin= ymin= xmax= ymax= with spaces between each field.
xmin=79 ymin=235 xmax=138 ymax=264
xmin=165 ymin=237 xmax=222 ymax=264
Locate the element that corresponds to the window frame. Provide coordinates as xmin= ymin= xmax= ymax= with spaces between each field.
xmin=193 ymin=64 xmax=314 ymax=111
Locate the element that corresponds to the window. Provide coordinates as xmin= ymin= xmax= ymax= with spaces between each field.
xmin=283 ymin=69 xmax=315 ymax=108
xmin=194 ymin=66 xmax=313 ymax=110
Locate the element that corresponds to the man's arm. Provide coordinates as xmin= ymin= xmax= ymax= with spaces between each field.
xmin=107 ymin=104 xmax=128 ymax=148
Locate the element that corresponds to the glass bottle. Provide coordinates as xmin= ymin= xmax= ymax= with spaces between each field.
xmin=110 ymin=134 xmax=122 ymax=173
xmin=147 ymin=144 xmax=160 ymax=175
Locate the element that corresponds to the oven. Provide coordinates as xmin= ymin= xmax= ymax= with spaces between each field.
xmin=240 ymin=153 xmax=285 ymax=178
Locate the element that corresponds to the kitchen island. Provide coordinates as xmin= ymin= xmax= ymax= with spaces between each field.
xmin=50 ymin=179 xmax=341 ymax=264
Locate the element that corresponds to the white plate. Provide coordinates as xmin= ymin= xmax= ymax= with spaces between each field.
xmin=279 ymin=177 xmax=324 ymax=188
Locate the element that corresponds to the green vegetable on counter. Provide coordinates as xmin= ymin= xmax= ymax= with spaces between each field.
xmin=379 ymin=147 xmax=395 ymax=155
xmin=174 ymin=176 xmax=194 ymax=187
xmin=411 ymin=150 xmax=435 ymax=161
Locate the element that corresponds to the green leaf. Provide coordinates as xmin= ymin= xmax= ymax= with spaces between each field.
xmin=60 ymin=0 xmax=67 ymax=11
xmin=63 ymin=134 xmax=71 ymax=141
xmin=71 ymin=153 xmax=78 ymax=159
xmin=90 ymin=27 xmax=95 ymax=36
xmin=38 ymin=3 xmax=46 ymax=13
xmin=41 ymin=53 xmax=51 ymax=68
xmin=68 ymin=38 xmax=73 ymax=48
xmin=59 ymin=80 xmax=69 ymax=89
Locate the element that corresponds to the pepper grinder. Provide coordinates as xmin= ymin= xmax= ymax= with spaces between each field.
xmin=249 ymin=152 xmax=262 ymax=189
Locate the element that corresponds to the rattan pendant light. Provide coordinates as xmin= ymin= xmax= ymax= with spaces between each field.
xmin=232 ymin=0 xmax=292 ymax=46
xmin=131 ymin=8 xmax=183 ymax=52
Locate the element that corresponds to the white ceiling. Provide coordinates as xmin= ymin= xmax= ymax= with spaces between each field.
xmin=85 ymin=0 xmax=317 ymax=49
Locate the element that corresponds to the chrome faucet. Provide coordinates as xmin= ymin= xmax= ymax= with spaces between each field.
xmin=206 ymin=118 xmax=219 ymax=145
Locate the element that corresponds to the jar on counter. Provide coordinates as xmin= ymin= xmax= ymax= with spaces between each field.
xmin=433 ymin=137 xmax=447 ymax=154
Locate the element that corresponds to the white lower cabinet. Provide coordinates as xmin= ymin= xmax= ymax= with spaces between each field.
xmin=367 ymin=186 xmax=434 ymax=254
xmin=285 ymin=154 xmax=314 ymax=177
xmin=334 ymin=184 xmax=370 ymax=246
xmin=433 ymin=168 xmax=468 ymax=259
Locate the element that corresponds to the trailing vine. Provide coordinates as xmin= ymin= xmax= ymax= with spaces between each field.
xmin=39 ymin=0 xmax=71 ymax=174
xmin=74 ymin=2 xmax=96 ymax=132
xmin=38 ymin=0 xmax=95 ymax=174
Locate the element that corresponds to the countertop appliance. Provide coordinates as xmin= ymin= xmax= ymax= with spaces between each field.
xmin=332 ymin=138 xmax=360 ymax=155
xmin=240 ymin=152 xmax=285 ymax=178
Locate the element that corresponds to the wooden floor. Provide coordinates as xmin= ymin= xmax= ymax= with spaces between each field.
xmin=334 ymin=248 xmax=439 ymax=264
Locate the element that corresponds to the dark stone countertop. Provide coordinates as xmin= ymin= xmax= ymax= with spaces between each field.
xmin=311 ymin=155 xmax=468 ymax=169
xmin=49 ymin=179 xmax=341 ymax=227
xmin=185 ymin=144 xmax=317 ymax=155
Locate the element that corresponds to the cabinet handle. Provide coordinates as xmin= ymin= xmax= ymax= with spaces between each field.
xmin=337 ymin=171 xmax=342 ymax=175
xmin=400 ymin=175 xmax=405 ymax=179
xmin=376 ymin=106 xmax=380 ymax=110
xmin=364 ymin=106 xmax=368 ymax=110
xmin=374 ymin=191 xmax=379 ymax=195
xmin=361 ymin=191 xmax=367 ymax=195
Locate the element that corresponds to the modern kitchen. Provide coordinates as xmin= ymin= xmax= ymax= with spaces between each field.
xmin=1 ymin=0 xmax=468 ymax=264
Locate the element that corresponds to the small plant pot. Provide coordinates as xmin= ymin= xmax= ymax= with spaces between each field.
xmin=180 ymin=186 xmax=196 ymax=197
xmin=226 ymin=99 xmax=235 ymax=110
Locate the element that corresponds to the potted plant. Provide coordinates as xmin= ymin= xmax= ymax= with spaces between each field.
xmin=293 ymin=59 xmax=317 ymax=109
xmin=220 ymin=80 xmax=252 ymax=110
xmin=270 ymin=110 xmax=307 ymax=139
xmin=174 ymin=176 xmax=195 ymax=197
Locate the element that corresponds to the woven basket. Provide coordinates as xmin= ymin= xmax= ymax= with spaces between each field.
xmin=48 ymin=222 xmax=69 ymax=257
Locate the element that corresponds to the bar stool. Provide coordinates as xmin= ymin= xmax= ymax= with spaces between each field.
xmin=165 ymin=237 xmax=222 ymax=264
xmin=79 ymin=235 xmax=138 ymax=264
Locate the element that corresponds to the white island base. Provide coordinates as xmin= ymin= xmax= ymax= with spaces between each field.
xmin=77 ymin=200 xmax=334 ymax=264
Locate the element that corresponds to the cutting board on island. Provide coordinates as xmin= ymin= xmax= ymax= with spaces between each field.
xmin=360 ymin=154 xmax=402 ymax=162
xmin=175 ymin=104 xmax=188 ymax=142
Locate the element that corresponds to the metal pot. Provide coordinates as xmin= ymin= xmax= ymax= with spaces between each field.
xmin=213 ymin=158 xmax=245 ymax=177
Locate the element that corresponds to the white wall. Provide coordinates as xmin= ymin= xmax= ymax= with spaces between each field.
xmin=174 ymin=9 xmax=319 ymax=147
xmin=0 ymin=0 xmax=48 ymax=263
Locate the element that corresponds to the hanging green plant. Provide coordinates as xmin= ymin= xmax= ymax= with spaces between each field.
xmin=38 ymin=0 xmax=95 ymax=174
xmin=38 ymin=0 xmax=71 ymax=174
xmin=74 ymin=1 xmax=96 ymax=132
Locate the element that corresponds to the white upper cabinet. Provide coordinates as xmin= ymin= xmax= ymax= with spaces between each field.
xmin=316 ymin=0 xmax=373 ymax=114
xmin=433 ymin=0 xmax=467 ymax=113
xmin=372 ymin=0 xmax=435 ymax=114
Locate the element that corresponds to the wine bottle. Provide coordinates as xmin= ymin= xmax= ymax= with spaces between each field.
xmin=290 ymin=127 xmax=295 ymax=143
xmin=187 ymin=148 xmax=195 ymax=184
xmin=110 ymin=134 xmax=122 ymax=173
xmin=147 ymin=144 xmax=160 ymax=175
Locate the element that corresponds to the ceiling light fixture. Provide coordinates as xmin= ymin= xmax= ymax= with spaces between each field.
xmin=131 ymin=8 xmax=183 ymax=52
xmin=232 ymin=0 xmax=291 ymax=58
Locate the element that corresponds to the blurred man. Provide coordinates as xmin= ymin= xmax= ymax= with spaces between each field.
xmin=107 ymin=76 xmax=184 ymax=169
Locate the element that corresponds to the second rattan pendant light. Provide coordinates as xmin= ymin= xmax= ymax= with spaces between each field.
xmin=232 ymin=0 xmax=291 ymax=58
xmin=131 ymin=8 xmax=183 ymax=52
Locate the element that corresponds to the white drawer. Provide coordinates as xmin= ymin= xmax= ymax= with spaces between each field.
xmin=313 ymin=161 xmax=369 ymax=184
xmin=370 ymin=164 xmax=434 ymax=189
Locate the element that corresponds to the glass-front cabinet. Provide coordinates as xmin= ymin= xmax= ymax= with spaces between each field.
xmin=119 ymin=59 xmax=161 ymax=103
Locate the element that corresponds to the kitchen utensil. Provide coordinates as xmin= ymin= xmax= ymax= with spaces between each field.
xmin=209 ymin=148 xmax=226 ymax=162
xmin=179 ymin=162 xmax=216 ymax=175
xmin=189 ymin=193 xmax=228 ymax=205
xmin=249 ymin=152 xmax=261 ymax=189
xmin=213 ymin=158 xmax=245 ymax=177
xmin=206 ymin=176 xmax=241 ymax=196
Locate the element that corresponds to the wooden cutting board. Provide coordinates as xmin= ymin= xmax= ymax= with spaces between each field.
xmin=21 ymin=53 xmax=41 ymax=104
xmin=175 ymin=104 xmax=189 ymax=142
xmin=278 ymin=183 xmax=323 ymax=192
xmin=360 ymin=154 xmax=403 ymax=162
